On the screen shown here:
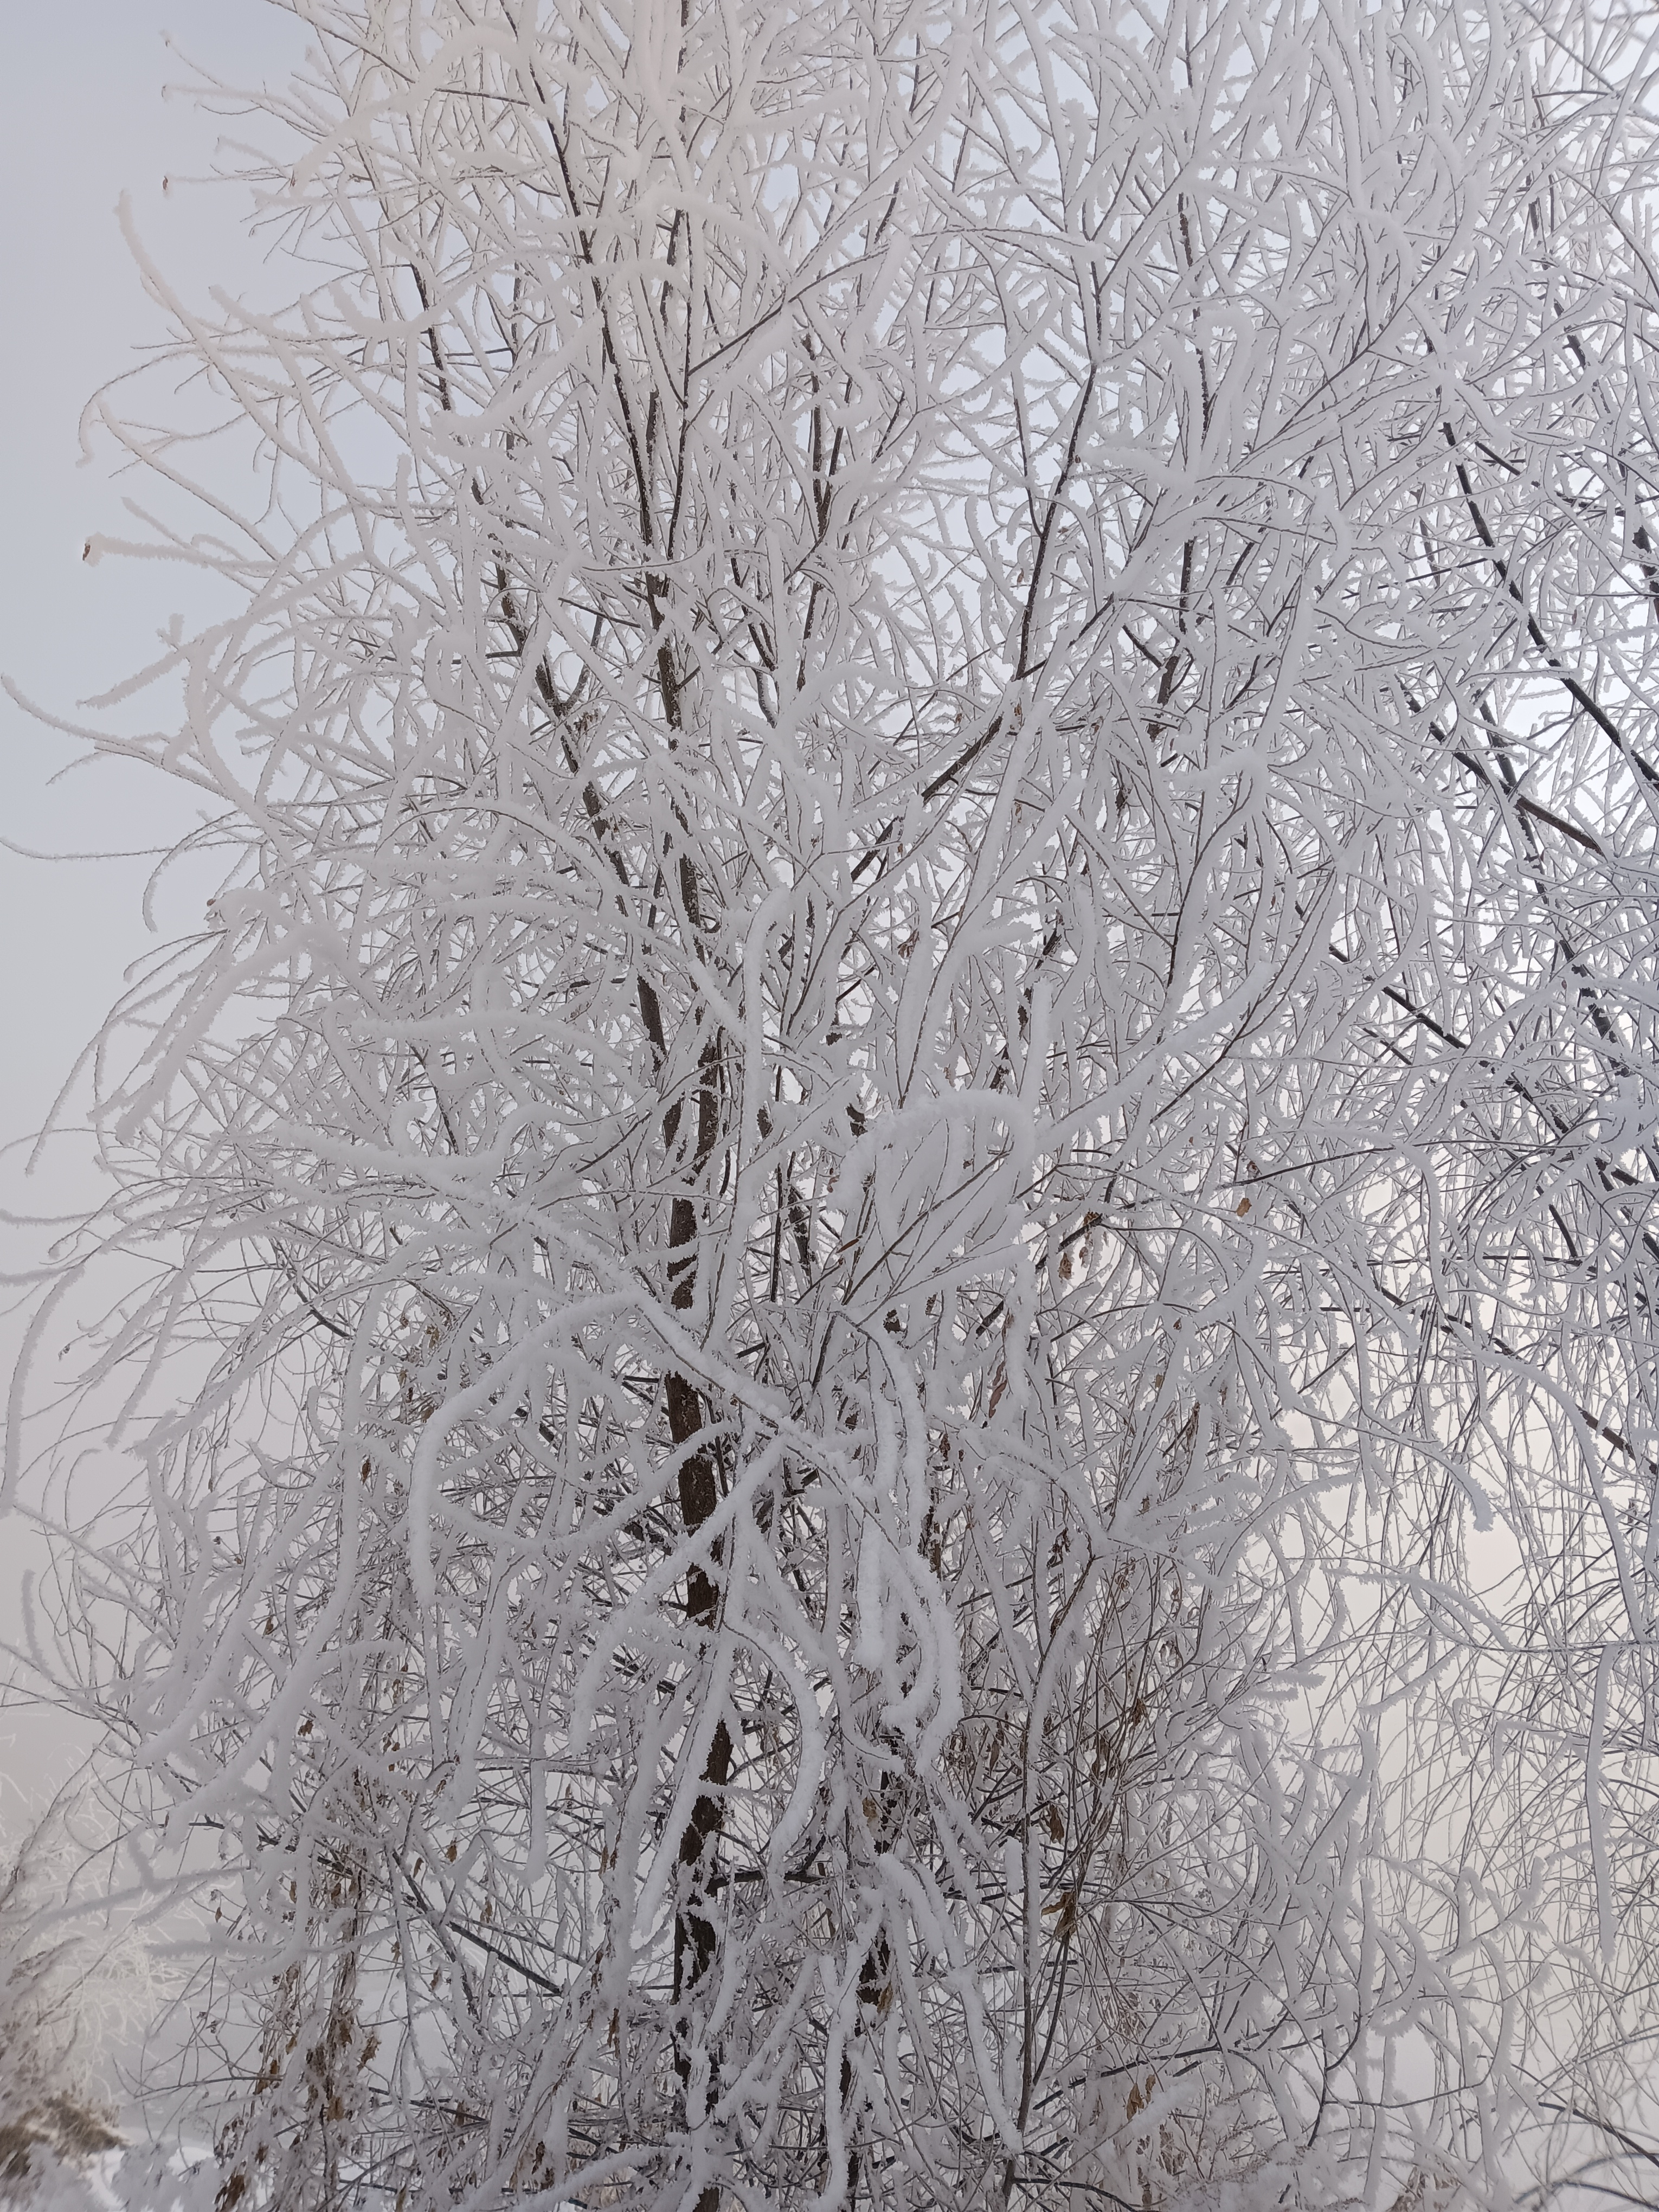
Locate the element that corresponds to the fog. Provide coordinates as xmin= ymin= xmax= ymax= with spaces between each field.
xmin=0 ymin=0 xmax=303 ymax=1817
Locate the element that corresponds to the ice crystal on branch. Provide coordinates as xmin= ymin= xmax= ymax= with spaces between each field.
xmin=13 ymin=0 xmax=1659 ymax=2206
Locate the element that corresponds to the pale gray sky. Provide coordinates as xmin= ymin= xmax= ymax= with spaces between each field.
xmin=1 ymin=0 xmax=306 ymax=1807
xmin=2 ymin=0 xmax=305 ymax=1144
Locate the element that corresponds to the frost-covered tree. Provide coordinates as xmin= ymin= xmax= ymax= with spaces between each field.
xmin=13 ymin=0 xmax=1659 ymax=2205
xmin=0 ymin=1794 xmax=133 ymax=2209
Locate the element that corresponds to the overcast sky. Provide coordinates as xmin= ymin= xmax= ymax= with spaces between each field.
xmin=0 ymin=0 xmax=306 ymax=1808
xmin=2 ymin=0 xmax=307 ymax=1142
